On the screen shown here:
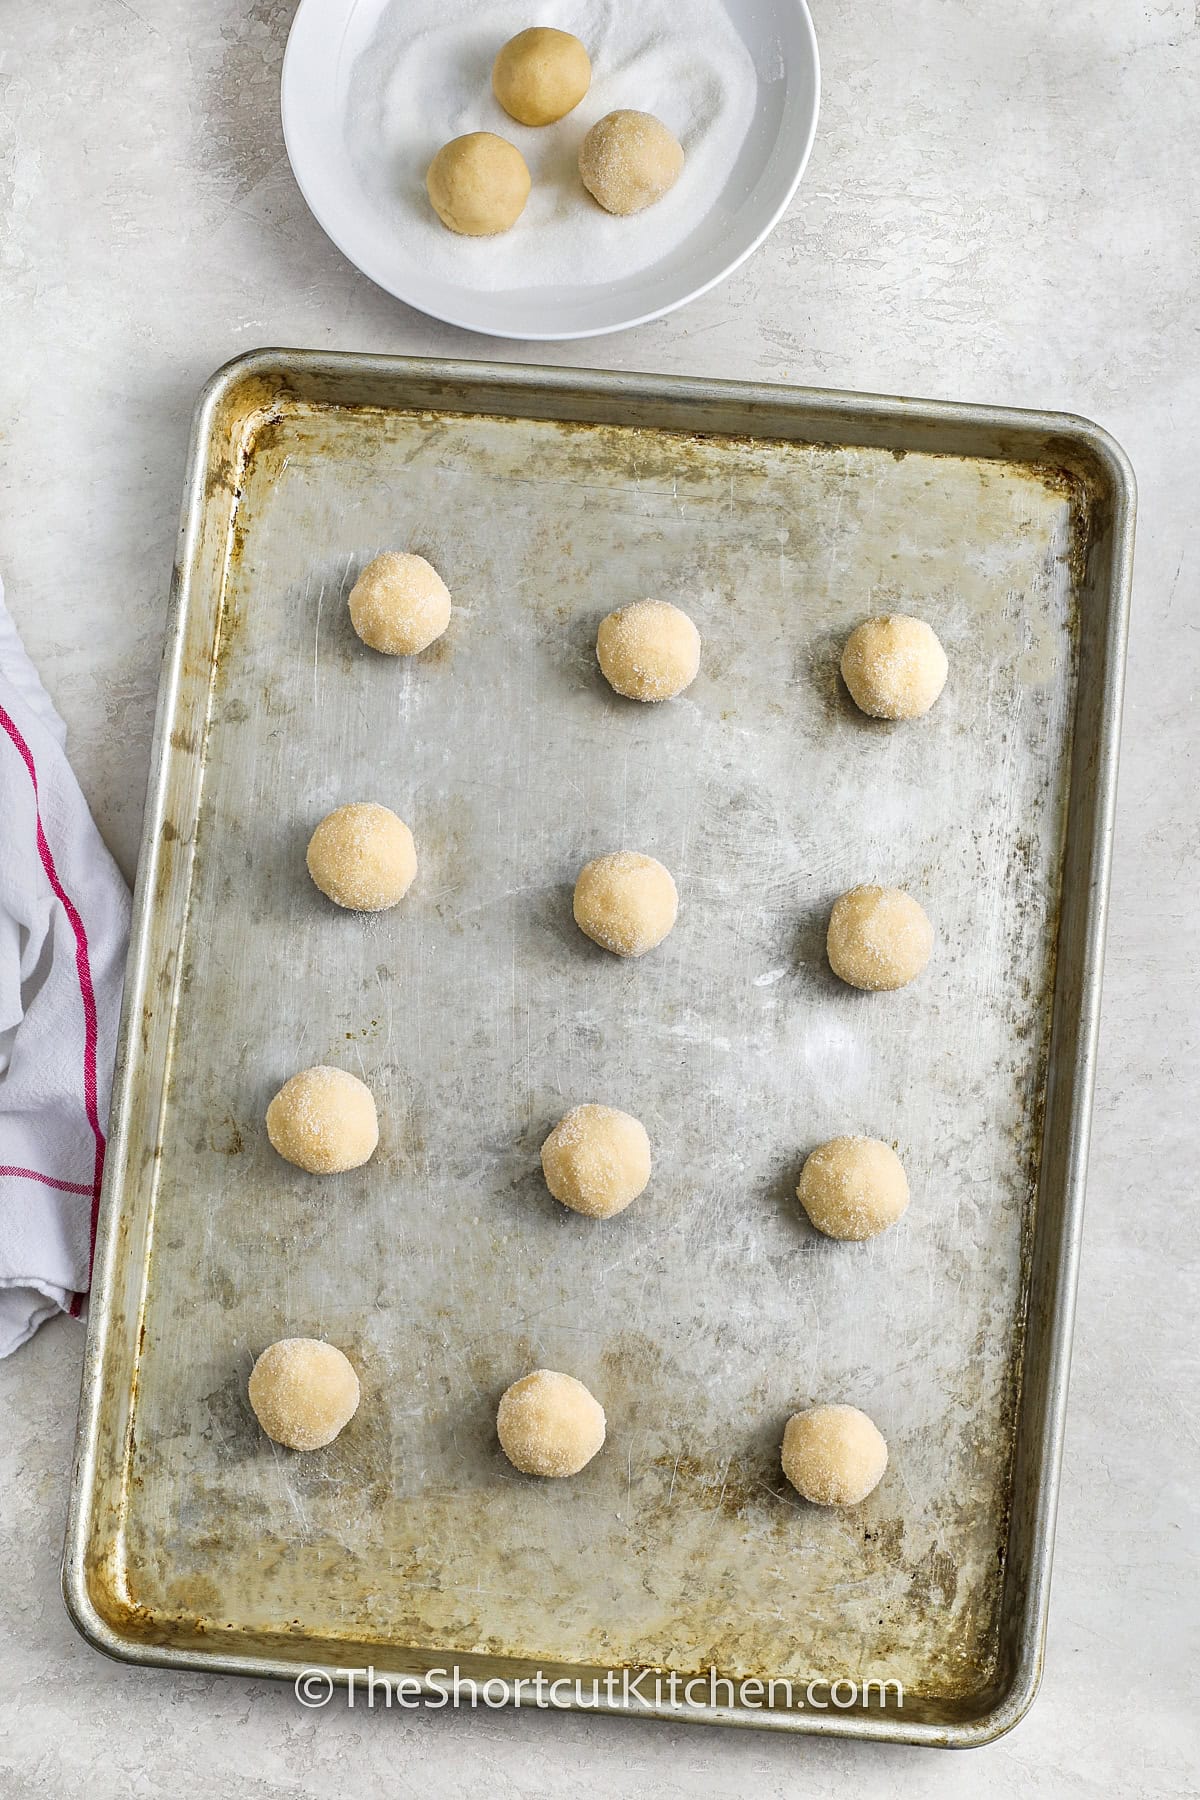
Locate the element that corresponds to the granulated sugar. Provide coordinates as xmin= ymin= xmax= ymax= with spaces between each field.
xmin=344 ymin=0 xmax=758 ymax=292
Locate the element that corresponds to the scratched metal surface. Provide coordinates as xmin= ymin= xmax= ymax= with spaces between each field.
xmin=64 ymin=355 xmax=1134 ymax=1743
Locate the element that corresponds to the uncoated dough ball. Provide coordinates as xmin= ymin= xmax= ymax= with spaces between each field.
xmin=349 ymin=552 xmax=451 ymax=656
xmin=596 ymin=600 xmax=701 ymax=702
xmin=248 ymin=1338 xmax=361 ymax=1451
xmin=492 ymin=27 xmax=591 ymax=126
xmin=265 ymin=1066 xmax=379 ymax=1174
xmin=306 ymin=802 xmax=417 ymax=912
xmin=497 ymin=1369 xmax=606 ymax=1477
xmin=541 ymin=1104 xmax=652 ymax=1218
xmin=827 ymin=885 xmax=933 ymax=991
xmin=573 ymin=851 xmax=678 ymax=957
xmin=781 ymin=1404 xmax=888 ymax=1506
xmin=578 ymin=110 xmax=684 ymax=215
xmin=426 ymin=132 xmax=531 ymax=235
xmin=797 ymin=1136 xmax=910 ymax=1240
xmin=840 ymin=614 xmax=948 ymax=720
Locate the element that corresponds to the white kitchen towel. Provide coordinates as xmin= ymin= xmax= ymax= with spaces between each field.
xmin=0 ymin=576 xmax=130 ymax=1353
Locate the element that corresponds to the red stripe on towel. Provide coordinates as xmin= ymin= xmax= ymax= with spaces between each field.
xmin=0 ymin=1164 xmax=95 ymax=1197
xmin=0 ymin=702 xmax=106 ymax=1313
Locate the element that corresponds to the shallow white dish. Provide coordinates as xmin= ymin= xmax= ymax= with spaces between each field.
xmin=281 ymin=0 xmax=820 ymax=340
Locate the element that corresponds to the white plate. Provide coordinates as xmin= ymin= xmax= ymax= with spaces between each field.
xmin=281 ymin=0 xmax=820 ymax=341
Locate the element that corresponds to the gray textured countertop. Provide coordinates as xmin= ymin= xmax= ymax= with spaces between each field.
xmin=1 ymin=2 xmax=1196 ymax=1794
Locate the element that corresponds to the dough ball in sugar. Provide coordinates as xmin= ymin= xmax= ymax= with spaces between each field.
xmin=573 ymin=851 xmax=678 ymax=957
xmin=797 ymin=1136 xmax=910 ymax=1240
xmin=349 ymin=552 xmax=451 ymax=656
xmin=248 ymin=1338 xmax=361 ymax=1451
xmin=827 ymin=885 xmax=933 ymax=991
xmin=426 ymin=132 xmax=531 ymax=236
xmin=497 ymin=1369 xmax=606 ymax=1477
xmin=265 ymin=1065 xmax=379 ymax=1174
xmin=840 ymin=614 xmax=948 ymax=720
xmin=781 ymin=1404 xmax=888 ymax=1506
xmin=541 ymin=1104 xmax=652 ymax=1218
xmin=306 ymin=802 xmax=417 ymax=913
xmin=596 ymin=600 xmax=701 ymax=702
xmin=492 ymin=27 xmax=591 ymax=126
xmin=578 ymin=110 xmax=684 ymax=215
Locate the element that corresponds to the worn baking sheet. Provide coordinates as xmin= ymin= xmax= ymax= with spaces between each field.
xmin=64 ymin=353 xmax=1134 ymax=1746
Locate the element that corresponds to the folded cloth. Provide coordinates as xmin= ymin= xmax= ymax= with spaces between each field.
xmin=0 ymin=576 xmax=130 ymax=1353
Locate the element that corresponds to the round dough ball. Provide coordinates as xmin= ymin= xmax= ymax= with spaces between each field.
xmin=497 ymin=1369 xmax=606 ymax=1477
xmin=248 ymin=1338 xmax=360 ymax=1451
xmin=797 ymin=1136 xmax=910 ymax=1240
xmin=781 ymin=1404 xmax=888 ymax=1506
xmin=265 ymin=1065 xmax=379 ymax=1174
xmin=840 ymin=614 xmax=948 ymax=720
xmin=827 ymin=885 xmax=933 ymax=991
xmin=492 ymin=27 xmax=591 ymax=126
xmin=573 ymin=851 xmax=678 ymax=957
xmin=579 ymin=110 xmax=684 ymax=216
xmin=426 ymin=132 xmax=531 ymax=236
xmin=541 ymin=1104 xmax=652 ymax=1218
xmin=306 ymin=802 xmax=416 ymax=912
xmin=349 ymin=552 xmax=451 ymax=656
xmin=596 ymin=600 xmax=701 ymax=702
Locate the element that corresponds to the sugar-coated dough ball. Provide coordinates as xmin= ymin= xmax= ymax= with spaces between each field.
xmin=497 ymin=1369 xmax=606 ymax=1477
xmin=573 ymin=851 xmax=678 ymax=957
xmin=248 ymin=1338 xmax=361 ymax=1451
xmin=265 ymin=1065 xmax=379 ymax=1173
xmin=596 ymin=600 xmax=701 ymax=702
xmin=841 ymin=614 xmax=948 ymax=720
xmin=827 ymin=885 xmax=933 ymax=991
xmin=349 ymin=552 xmax=451 ymax=656
xmin=781 ymin=1404 xmax=888 ymax=1506
xmin=579 ymin=110 xmax=684 ymax=215
xmin=306 ymin=802 xmax=416 ymax=913
xmin=492 ymin=27 xmax=591 ymax=126
xmin=797 ymin=1136 xmax=910 ymax=1240
xmin=426 ymin=132 xmax=531 ymax=235
xmin=541 ymin=1104 xmax=652 ymax=1218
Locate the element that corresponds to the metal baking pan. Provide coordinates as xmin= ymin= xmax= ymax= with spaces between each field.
xmin=63 ymin=351 xmax=1134 ymax=1746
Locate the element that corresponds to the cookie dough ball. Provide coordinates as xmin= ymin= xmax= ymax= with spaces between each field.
xmin=596 ymin=600 xmax=701 ymax=702
xmin=541 ymin=1104 xmax=651 ymax=1218
xmin=798 ymin=1136 xmax=910 ymax=1240
xmin=265 ymin=1066 xmax=379 ymax=1174
xmin=306 ymin=802 xmax=416 ymax=912
xmin=426 ymin=132 xmax=530 ymax=236
xmin=781 ymin=1404 xmax=888 ymax=1506
xmin=497 ymin=1369 xmax=606 ymax=1477
xmin=349 ymin=552 xmax=451 ymax=656
xmin=573 ymin=851 xmax=678 ymax=957
xmin=248 ymin=1338 xmax=361 ymax=1451
xmin=492 ymin=27 xmax=591 ymax=126
xmin=579 ymin=110 xmax=684 ymax=215
xmin=841 ymin=615 xmax=948 ymax=720
xmin=827 ymin=885 xmax=933 ymax=991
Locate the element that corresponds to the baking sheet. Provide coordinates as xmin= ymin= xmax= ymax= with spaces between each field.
xmin=64 ymin=353 xmax=1134 ymax=1746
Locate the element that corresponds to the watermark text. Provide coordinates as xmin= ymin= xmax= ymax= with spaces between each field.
xmin=294 ymin=1664 xmax=903 ymax=1714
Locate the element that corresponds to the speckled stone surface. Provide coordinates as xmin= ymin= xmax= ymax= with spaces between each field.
xmin=1 ymin=1 xmax=1197 ymax=1793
